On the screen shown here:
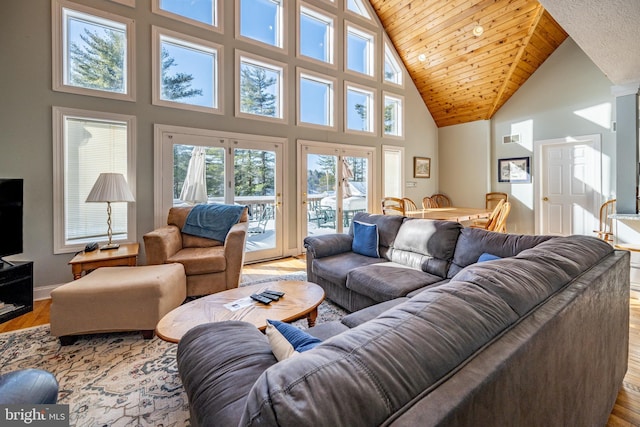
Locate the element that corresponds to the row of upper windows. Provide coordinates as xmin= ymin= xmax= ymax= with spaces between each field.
xmin=53 ymin=0 xmax=404 ymax=137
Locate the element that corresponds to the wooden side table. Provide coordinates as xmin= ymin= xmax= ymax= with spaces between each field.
xmin=69 ymin=243 xmax=139 ymax=280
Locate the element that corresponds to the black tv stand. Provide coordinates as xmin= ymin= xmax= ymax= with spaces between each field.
xmin=0 ymin=258 xmax=16 ymax=267
xmin=0 ymin=261 xmax=33 ymax=323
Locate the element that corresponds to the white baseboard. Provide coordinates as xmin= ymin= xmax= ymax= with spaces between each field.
xmin=34 ymin=284 xmax=62 ymax=301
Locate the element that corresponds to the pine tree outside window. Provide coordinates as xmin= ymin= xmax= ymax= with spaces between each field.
xmin=384 ymin=93 xmax=404 ymax=138
xmin=384 ymin=40 xmax=403 ymax=86
xmin=345 ymin=82 xmax=375 ymax=134
xmin=236 ymin=52 xmax=287 ymax=122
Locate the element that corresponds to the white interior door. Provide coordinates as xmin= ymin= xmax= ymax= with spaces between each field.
xmin=535 ymin=135 xmax=601 ymax=235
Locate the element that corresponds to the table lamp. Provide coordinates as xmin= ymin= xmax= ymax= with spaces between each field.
xmin=86 ymin=173 xmax=135 ymax=250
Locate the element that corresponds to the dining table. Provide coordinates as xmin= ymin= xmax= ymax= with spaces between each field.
xmin=405 ymin=207 xmax=492 ymax=222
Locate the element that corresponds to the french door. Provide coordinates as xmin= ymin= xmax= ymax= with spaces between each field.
xmin=155 ymin=126 xmax=284 ymax=263
xmin=298 ymin=141 xmax=375 ymax=238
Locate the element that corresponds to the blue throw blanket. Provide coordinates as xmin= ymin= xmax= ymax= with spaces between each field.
xmin=182 ymin=204 xmax=245 ymax=242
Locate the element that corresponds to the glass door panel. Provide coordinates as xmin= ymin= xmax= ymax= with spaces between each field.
xmin=341 ymin=155 xmax=368 ymax=230
xmin=305 ymin=153 xmax=338 ymax=235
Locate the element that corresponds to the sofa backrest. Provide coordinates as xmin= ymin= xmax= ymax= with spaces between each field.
xmin=387 ymin=218 xmax=462 ymax=277
xmin=168 ymin=205 xmax=248 ymax=248
xmin=447 ymin=226 xmax=553 ymax=278
xmin=350 ymin=212 xmax=404 ymax=259
xmin=240 ymin=236 xmax=615 ymax=426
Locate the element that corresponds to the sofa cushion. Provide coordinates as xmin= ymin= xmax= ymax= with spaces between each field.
xmin=448 ymin=227 xmax=552 ymax=278
xmin=349 ymin=212 xmax=404 ymax=259
xmin=167 ymin=246 xmax=226 ymax=275
xmin=346 ymin=263 xmax=445 ymax=303
xmin=341 ymin=297 xmax=409 ymax=328
xmin=387 ymin=219 xmax=462 ymax=277
xmin=312 ymin=252 xmax=387 ymax=287
xmin=352 ymin=221 xmax=380 ymax=258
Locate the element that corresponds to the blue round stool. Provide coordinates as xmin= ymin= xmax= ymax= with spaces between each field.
xmin=0 ymin=369 xmax=59 ymax=404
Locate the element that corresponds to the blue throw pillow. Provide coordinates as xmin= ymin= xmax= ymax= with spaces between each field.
xmin=266 ymin=320 xmax=322 ymax=352
xmin=478 ymin=252 xmax=502 ymax=262
xmin=352 ymin=221 xmax=380 ymax=258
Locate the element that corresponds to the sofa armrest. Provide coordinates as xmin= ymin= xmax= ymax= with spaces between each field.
xmin=224 ymin=220 xmax=249 ymax=289
xmin=177 ymin=321 xmax=277 ymax=427
xmin=143 ymin=225 xmax=182 ymax=265
xmin=304 ymin=234 xmax=354 ymax=259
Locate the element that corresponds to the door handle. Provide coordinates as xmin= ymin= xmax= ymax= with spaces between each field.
xmin=543 ymin=197 xmax=549 ymax=201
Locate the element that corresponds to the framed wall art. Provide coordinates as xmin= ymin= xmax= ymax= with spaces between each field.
xmin=414 ymin=157 xmax=431 ymax=178
xmin=498 ymin=156 xmax=530 ymax=183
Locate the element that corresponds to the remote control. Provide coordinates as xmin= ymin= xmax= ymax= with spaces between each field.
xmin=250 ymin=294 xmax=272 ymax=304
xmin=263 ymin=289 xmax=285 ymax=297
xmin=259 ymin=292 xmax=280 ymax=301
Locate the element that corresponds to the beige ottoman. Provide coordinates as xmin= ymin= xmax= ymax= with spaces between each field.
xmin=50 ymin=263 xmax=186 ymax=345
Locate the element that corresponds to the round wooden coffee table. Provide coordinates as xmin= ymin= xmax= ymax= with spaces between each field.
xmin=155 ymin=280 xmax=325 ymax=343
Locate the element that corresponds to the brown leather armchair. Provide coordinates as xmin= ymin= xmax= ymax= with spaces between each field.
xmin=143 ymin=206 xmax=249 ymax=297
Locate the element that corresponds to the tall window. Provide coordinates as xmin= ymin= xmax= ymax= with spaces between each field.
xmin=53 ymin=107 xmax=136 ymax=253
xmin=237 ymin=0 xmax=285 ymax=50
xmin=298 ymin=3 xmax=335 ymax=66
xmin=384 ymin=40 xmax=403 ymax=86
xmin=153 ymin=0 xmax=220 ymax=30
xmin=384 ymin=93 xmax=404 ymax=138
xmin=53 ymin=0 xmax=135 ymax=101
xmin=298 ymin=69 xmax=335 ymax=129
xmin=345 ymin=83 xmax=375 ymax=134
xmin=152 ymin=27 xmax=222 ymax=114
xmin=236 ymin=52 xmax=287 ymax=122
xmin=345 ymin=23 xmax=375 ymax=78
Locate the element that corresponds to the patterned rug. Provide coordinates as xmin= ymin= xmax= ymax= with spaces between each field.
xmin=0 ymin=273 xmax=346 ymax=427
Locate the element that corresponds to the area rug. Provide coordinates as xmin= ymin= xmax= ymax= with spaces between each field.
xmin=0 ymin=274 xmax=346 ymax=427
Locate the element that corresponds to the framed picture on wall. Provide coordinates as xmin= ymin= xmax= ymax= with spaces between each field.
xmin=414 ymin=157 xmax=431 ymax=178
xmin=498 ymin=157 xmax=530 ymax=183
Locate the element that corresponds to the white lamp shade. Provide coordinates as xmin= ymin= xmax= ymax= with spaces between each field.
xmin=86 ymin=173 xmax=135 ymax=203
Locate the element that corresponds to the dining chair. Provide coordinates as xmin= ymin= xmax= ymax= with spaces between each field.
xmin=402 ymin=198 xmax=418 ymax=212
xmin=470 ymin=198 xmax=505 ymax=230
xmin=381 ymin=197 xmax=405 ymax=215
xmin=431 ymin=194 xmax=451 ymax=207
xmin=491 ymin=202 xmax=511 ymax=233
xmin=422 ymin=196 xmax=439 ymax=209
xmin=486 ymin=192 xmax=508 ymax=210
xmin=594 ymin=199 xmax=616 ymax=243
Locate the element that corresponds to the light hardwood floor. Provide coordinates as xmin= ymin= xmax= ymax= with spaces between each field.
xmin=1 ymin=256 xmax=638 ymax=425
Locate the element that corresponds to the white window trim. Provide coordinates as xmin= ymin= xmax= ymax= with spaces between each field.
xmin=296 ymin=1 xmax=336 ymax=68
xmin=344 ymin=21 xmax=376 ymax=80
xmin=152 ymin=0 xmax=223 ymax=33
xmin=52 ymin=106 xmax=137 ymax=254
xmin=110 ymin=0 xmax=135 ymax=7
xmin=344 ymin=81 xmax=376 ymax=136
xmin=344 ymin=0 xmax=374 ymax=23
xmin=151 ymin=26 xmax=223 ymax=115
xmin=296 ymin=67 xmax=337 ymax=130
xmin=383 ymin=36 xmax=404 ymax=88
xmin=383 ymin=91 xmax=404 ymax=140
xmin=52 ymin=0 xmax=136 ymax=102
xmin=382 ymin=144 xmax=405 ymax=200
xmin=235 ymin=0 xmax=288 ymax=53
xmin=235 ymin=50 xmax=289 ymax=124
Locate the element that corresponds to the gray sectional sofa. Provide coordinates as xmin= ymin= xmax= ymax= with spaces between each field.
xmin=176 ymin=213 xmax=630 ymax=426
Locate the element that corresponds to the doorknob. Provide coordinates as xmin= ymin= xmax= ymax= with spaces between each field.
xmin=543 ymin=197 xmax=549 ymax=201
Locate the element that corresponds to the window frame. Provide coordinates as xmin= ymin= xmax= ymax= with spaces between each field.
xmin=344 ymin=21 xmax=376 ymax=80
xmin=109 ymin=0 xmax=135 ymax=7
xmin=151 ymin=26 xmax=223 ymax=115
xmin=235 ymin=0 xmax=288 ymax=53
xmin=52 ymin=106 xmax=137 ymax=254
xmin=383 ymin=92 xmax=404 ymax=139
xmin=344 ymin=81 xmax=376 ymax=136
xmin=345 ymin=0 xmax=373 ymax=22
xmin=152 ymin=0 xmax=222 ymax=32
xmin=296 ymin=1 xmax=336 ymax=68
xmin=235 ymin=50 xmax=289 ymax=123
xmin=383 ymin=37 xmax=404 ymax=88
xmin=52 ymin=0 xmax=136 ymax=102
xmin=296 ymin=67 xmax=337 ymax=130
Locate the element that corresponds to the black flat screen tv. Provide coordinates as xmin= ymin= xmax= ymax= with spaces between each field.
xmin=0 ymin=179 xmax=23 ymax=261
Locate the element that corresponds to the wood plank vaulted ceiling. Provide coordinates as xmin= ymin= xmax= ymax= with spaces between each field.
xmin=369 ymin=0 xmax=568 ymax=127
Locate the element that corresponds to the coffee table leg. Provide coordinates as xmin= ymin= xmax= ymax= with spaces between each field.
xmin=307 ymin=307 xmax=318 ymax=328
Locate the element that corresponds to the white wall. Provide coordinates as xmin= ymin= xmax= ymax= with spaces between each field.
xmin=438 ymin=121 xmax=490 ymax=208
xmin=0 ymin=0 xmax=437 ymax=290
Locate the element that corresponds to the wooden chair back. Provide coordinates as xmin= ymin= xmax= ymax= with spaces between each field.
xmin=486 ymin=192 xmax=508 ymax=210
xmin=482 ymin=198 xmax=505 ymax=230
xmin=402 ymin=198 xmax=418 ymax=212
xmin=422 ymin=196 xmax=439 ymax=209
xmin=381 ymin=197 xmax=405 ymax=215
xmin=490 ymin=202 xmax=511 ymax=233
xmin=431 ymin=194 xmax=451 ymax=207
xmin=594 ymin=199 xmax=616 ymax=243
